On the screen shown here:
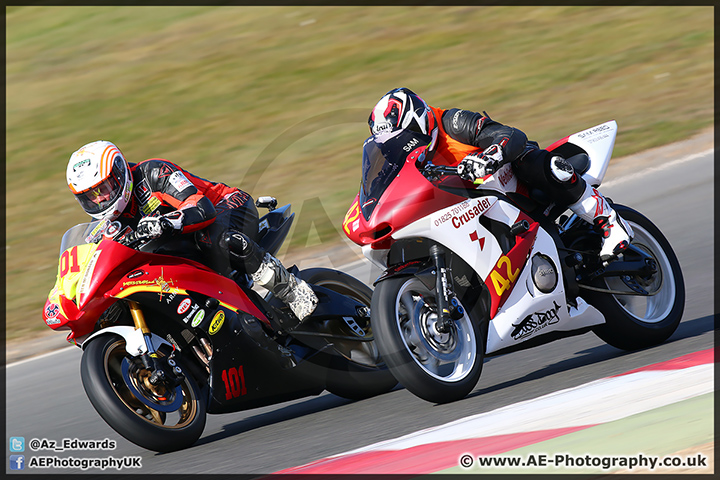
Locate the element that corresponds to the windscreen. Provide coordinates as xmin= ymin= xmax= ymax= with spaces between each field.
xmin=359 ymin=130 xmax=431 ymax=219
xmin=58 ymin=221 xmax=103 ymax=253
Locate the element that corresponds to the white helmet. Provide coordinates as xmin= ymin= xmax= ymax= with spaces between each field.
xmin=66 ymin=141 xmax=133 ymax=221
xmin=369 ymin=87 xmax=437 ymax=146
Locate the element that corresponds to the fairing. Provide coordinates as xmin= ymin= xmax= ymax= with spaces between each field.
xmin=43 ymin=222 xmax=269 ymax=342
xmin=344 ymin=137 xmax=466 ymax=248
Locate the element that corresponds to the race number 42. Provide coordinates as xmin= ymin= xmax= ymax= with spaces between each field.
xmin=490 ymin=255 xmax=520 ymax=296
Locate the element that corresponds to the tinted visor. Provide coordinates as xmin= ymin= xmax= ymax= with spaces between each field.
xmin=74 ymin=157 xmax=125 ymax=215
xmin=359 ymin=130 xmax=431 ymax=219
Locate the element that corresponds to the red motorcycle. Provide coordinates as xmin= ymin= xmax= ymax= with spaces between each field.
xmin=43 ymin=197 xmax=396 ymax=452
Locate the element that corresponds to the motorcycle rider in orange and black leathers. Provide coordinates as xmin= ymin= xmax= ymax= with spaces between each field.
xmin=367 ymin=87 xmax=633 ymax=262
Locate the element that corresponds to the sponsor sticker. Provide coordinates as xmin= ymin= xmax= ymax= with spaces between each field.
xmin=452 ymin=110 xmax=463 ymax=130
xmin=190 ymin=309 xmax=205 ymax=327
xmin=122 ymin=279 xmax=153 ymax=287
xmin=84 ymin=219 xmax=109 ymax=244
xmin=72 ymin=158 xmax=91 ymax=171
xmin=451 ymin=197 xmax=493 ymax=228
xmin=127 ymin=270 xmax=145 ymax=279
xmin=140 ymin=196 xmax=161 ymax=216
xmin=469 ymin=230 xmax=485 ymax=250
xmin=78 ymin=250 xmax=102 ymax=296
xmin=511 ymin=301 xmax=562 ymax=341
xmin=103 ymin=221 xmax=122 ymax=239
xmin=181 ymin=303 xmax=200 ymax=323
xmin=153 ymin=268 xmax=176 ymax=302
xmin=45 ymin=303 xmax=60 ymax=319
xmin=372 ymin=122 xmax=392 ymax=135
xmin=402 ymin=137 xmax=419 ymax=152
xmin=177 ymin=298 xmax=192 ymax=315
xmin=169 ymin=171 xmax=193 ymax=192
xmin=209 ymin=310 xmax=225 ymax=335
xmin=134 ymin=178 xmax=152 ymax=203
xmin=576 ymin=123 xmax=611 ymax=140
xmin=496 ymin=165 xmax=514 ymax=187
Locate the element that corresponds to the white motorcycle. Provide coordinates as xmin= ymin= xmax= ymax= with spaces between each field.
xmin=343 ymin=121 xmax=685 ymax=403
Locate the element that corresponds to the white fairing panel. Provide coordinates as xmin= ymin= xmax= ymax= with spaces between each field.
xmin=485 ymin=227 xmax=605 ymax=354
xmin=362 ymin=244 xmax=390 ymax=269
xmin=365 ymin=190 xmax=608 ymax=354
xmin=567 ymin=120 xmax=617 ymax=186
xmin=394 ymin=196 xmax=507 ymax=281
xmin=485 ymin=228 xmax=565 ymax=353
xmin=81 ymin=326 xmax=173 ymax=354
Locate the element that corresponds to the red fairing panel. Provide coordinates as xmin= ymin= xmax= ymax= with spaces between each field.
xmin=484 ymin=216 xmax=539 ymax=318
xmin=108 ymin=262 xmax=269 ymax=325
xmin=545 ymin=135 xmax=569 ymax=152
xmin=344 ymin=157 xmax=466 ymax=248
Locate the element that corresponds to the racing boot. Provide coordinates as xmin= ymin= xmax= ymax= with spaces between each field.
xmin=250 ymin=252 xmax=318 ymax=322
xmin=225 ymin=231 xmax=318 ymax=322
xmin=568 ymin=183 xmax=633 ymax=263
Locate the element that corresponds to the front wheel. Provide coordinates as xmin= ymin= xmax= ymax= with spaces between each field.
xmin=81 ymin=334 xmax=206 ymax=452
xmin=587 ymin=205 xmax=685 ymax=350
xmin=372 ymin=276 xmax=484 ymax=404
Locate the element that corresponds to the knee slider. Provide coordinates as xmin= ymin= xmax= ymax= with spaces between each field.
xmin=226 ymin=231 xmax=264 ymax=273
xmin=226 ymin=231 xmax=252 ymax=255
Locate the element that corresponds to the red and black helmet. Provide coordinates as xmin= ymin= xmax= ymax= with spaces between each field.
xmin=368 ymin=87 xmax=438 ymax=150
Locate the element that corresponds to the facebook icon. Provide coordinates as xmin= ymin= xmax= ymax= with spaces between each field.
xmin=9 ymin=455 xmax=25 ymax=470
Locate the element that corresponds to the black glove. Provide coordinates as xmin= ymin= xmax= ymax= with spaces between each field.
xmin=457 ymin=144 xmax=504 ymax=184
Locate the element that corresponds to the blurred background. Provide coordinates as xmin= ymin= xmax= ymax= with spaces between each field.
xmin=6 ymin=6 xmax=713 ymax=341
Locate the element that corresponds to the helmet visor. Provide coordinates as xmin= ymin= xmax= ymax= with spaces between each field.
xmin=74 ymin=157 xmax=125 ymax=216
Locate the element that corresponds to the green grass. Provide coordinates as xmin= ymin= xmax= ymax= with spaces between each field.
xmin=6 ymin=6 xmax=713 ymax=341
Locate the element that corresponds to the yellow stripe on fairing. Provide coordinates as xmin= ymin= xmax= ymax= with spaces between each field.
xmin=218 ymin=300 xmax=239 ymax=311
xmin=114 ymin=286 xmax=188 ymax=299
xmin=114 ymin=287 xmax=240 ymax=313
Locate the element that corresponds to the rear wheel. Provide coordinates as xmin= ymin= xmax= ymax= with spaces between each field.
xmin=372 ymin=276 xmax=484 ymax=404
xmin=81 ymin=334 xmax=206 ymax=452
xmin=299 ymin=268 xmax=397 ymax=400
xmin=586 ymin=206 xmax=685 ymax=350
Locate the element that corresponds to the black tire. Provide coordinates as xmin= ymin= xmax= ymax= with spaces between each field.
xmin=81 ymin=334 xmax=206 ymax=452
xmin=299 ymin=268 xmax=397 ymax=400
xmin=372 ymin=275 xmax=484 ymax=404
xmin=587 ymin=205 xmax=685 ymax=350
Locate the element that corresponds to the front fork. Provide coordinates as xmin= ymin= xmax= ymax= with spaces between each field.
xmin=429 ymin=245 xmax=465 ymax=333
xmin=128 ymin=301 xmax=185 ymax=388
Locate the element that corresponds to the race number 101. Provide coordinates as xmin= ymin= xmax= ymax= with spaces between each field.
xmin=221 ymin=366 xmax=247 ymax=400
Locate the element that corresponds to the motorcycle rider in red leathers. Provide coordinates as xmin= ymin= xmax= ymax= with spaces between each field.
xmin=368 ymin=87 xmax=633 ymax=262
xmin=65 ymin=141 xmax=318 ymax=323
